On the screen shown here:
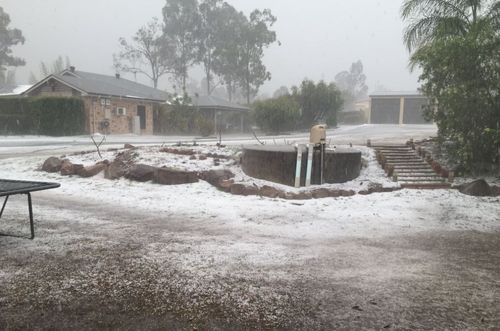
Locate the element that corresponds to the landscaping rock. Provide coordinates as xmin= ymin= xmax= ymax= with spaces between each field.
xmin=230 ymin=183 xmax=246 ymax=195
xmin=125 ymin=164 xmax=156 ymax=182
xmin=77 ymin=163 xmax=107 ymax=178
xmin=328 ymin=190 xmax=341 ymax=198
xmin=42 ymin=157 xmax=62 ymax=173
xmin=60 ymin=160 xmax=84 ymax=176
xmin=491 ymin=186 xmax=500 ymax=197
xmin=229 ymin=183 xmax=258 ymax=196
xmin=259 ymin=185 xmax=282 ymax=198
xmin=124 ymin=143 xmax=136 ymax=149
xmin=219 ymin=179 xmax=234 ymax=192
xmin=292 ymin=191 xmax=313 ymax=200
xmin=198 ymin=155 xmax=207 ymax=160
xmin=115 ymin=150 xmax=137 ymax=164
xmin=458 ymin=179 xmax=492 ymax=197
xmin=104 ymin=160 xmax=127 ymax=180
xmin=242 ymin=185 xmax=259 ymax=196
xmin=340 ymin=190 xmax=356 ymax=197
xmin=199 ymin=169 xmax=235 ymax=187
xmin=153 ymin=167 xmax=198 ymax=185
xmin=311 ymin=188 xmax=331 ymax=199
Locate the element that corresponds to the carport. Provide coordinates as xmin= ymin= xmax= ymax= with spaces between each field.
xmin=192 ymin=95 xmax=250 ymax=133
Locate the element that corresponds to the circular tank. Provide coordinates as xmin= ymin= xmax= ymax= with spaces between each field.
xmin=242 ymin=145 xmax=361 ymax=187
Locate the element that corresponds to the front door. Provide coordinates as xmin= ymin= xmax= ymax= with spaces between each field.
xmin=137 ymin=105 xmax=146 ymax=130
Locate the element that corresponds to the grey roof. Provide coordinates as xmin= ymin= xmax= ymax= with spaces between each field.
xmin=26 ymin=70 xmax=169 ymax=102
xmin=192 ymin=95 xmax=250 ymax=112
xmin=369 ymin=91 xmax=426 ymax=98
xmin=0 ymin=84 xmax=33 ymax=96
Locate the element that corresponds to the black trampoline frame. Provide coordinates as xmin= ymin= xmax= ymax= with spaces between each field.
xmin=0 ymin=179 xmax=60 ymax=239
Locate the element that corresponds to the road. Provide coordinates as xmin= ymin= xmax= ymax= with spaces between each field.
xmin=0 ymin=124 xmax=437 ymax=159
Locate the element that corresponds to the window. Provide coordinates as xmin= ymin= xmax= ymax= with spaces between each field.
xmin=116 ymin=107 xmax=127 ymax=116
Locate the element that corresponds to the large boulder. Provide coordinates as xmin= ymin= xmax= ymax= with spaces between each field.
xmin=199 ymin=169 xmax=235 ymax=187
xmin=153 ymin=167 xmax=198 ymax=185
xmin=115 ymin=150 xmax=137 ymax=165
xmin=259 ymin=185 xmax=282 ymax=198
xmin=42 ymin=157 xmax=62 ymax=173
xmin=77 ymin=163 xmax=107 ymax=178
xmin=60 ymin=160 xmax=84 ymax=176
xmin=125 ymin=164 xmax=156 ymax=182
xmin=491 ymin=186 xmax=500 ymax=197
xmin=229 ymin=183 xmax=259 ymax=196
xmin=105 ymin=160 xmax=128 ymax=180
xmin=311 ymin=188 xmax=331 ymax=199
xmin=458 ymin=179 xmax=492 ymax=197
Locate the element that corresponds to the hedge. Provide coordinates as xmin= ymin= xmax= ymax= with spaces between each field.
xmin=153 ymin=104 xmax=215 ymax=137
xmin=0 ymin=97 xmax=85 ymax=136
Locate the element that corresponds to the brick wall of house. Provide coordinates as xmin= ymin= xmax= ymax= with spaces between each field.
xmin=84 ymin=96 xmax=154 ymax=135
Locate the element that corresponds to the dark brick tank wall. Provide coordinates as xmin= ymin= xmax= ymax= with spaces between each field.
xmin=242 ymin=145 xmax=361 ymax=187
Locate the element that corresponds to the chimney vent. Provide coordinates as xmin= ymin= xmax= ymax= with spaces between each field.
xmin=69 ymin=66 xmax=75 ymax=73
xmin=115 ymin=73 xmax=120 ymax=79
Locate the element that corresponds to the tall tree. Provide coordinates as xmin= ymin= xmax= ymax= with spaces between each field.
xmin=0 ymin=7 xmax=25 ymax=82
xmin=238 ymin=9 xmax=278 ymax=104
xmin=295 ymin=80 xmax=344 ymax=128
xmin=162 ymin=0 xmax=201 ymax=93
xmin=273 ymin=86 xmax=290 ymax=98
xmin=401 ymin=0 xmax=500 ymax=52
xmin=334 ymin=60 xmax=368 ymax=109
xmin=115 ymin=18 xmax=172 ymax=88
xmin=198 ymin=0 xmax=225 ymax=95
xmin=0 ymin=69 xmax=16 ymax=86
xmin=211 ymin=4 xmax=246 ymax=101
xmin=40 ymin=55 xmax=71 ymax=77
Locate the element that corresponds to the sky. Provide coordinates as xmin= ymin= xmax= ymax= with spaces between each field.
xmin=3 ymin=0 xmax=420 ymax=96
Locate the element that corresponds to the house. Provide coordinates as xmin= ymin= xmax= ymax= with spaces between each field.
xmin=23 ymin=67 xmax=169 ymax=134
xmin=368 ymin=91 xmax=431 ymax=124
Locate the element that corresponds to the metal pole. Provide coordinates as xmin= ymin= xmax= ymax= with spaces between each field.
xmin=320 ymin=144 xmax=325 ymax=184
xmin=0 ymin=196 xmax=9 ymax=218
xmin=27 ymin=193 xmax=34 ymax=239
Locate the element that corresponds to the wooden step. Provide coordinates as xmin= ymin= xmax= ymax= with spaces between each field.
xmin=401 ymin=183 xmax=451 ymax=189
xmin=395 ymin=173 xmax=440 ymax=177
xmin=398 ymin=177 xmax=444 ymax=182
xmin=386 ymin=160 xmax=427 ymax=165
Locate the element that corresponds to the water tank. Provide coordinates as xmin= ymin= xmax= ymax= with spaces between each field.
xmin=310 ymin=125 xmax=327 ymax=144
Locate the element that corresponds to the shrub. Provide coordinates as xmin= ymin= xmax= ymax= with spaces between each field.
xmin=0 ymin=96 xmax=85 ymax=136
xmin=414 ymin=25 xmax=500 ymax=172
xmin=254 ymin=95 xmax=300 ymax=134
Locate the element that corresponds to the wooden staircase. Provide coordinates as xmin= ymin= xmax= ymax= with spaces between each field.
xmin=373 ymin=144 xmax=451 ymax=189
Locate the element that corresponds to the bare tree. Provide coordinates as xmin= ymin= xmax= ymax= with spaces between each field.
xmin=114 ymin=18 xmax=173 ymax=88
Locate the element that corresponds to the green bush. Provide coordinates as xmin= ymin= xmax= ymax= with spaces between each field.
xmin=414 ymin=25 xmax=500 ymax=171
xmin=0 ymin=96 xmax=85 ymax=136
xmin=154 ymin=103 xmax=215 ymax=136
xmin=254 ymin=96 xmax=300 ymax=134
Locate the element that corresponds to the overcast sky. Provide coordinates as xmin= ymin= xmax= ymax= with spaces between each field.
xmin=3 ymin=0 xmax=420 ymax=95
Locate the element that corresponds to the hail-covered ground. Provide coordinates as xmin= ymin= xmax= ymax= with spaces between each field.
xmin=1 ymin=126 xmax=499 ymax=330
